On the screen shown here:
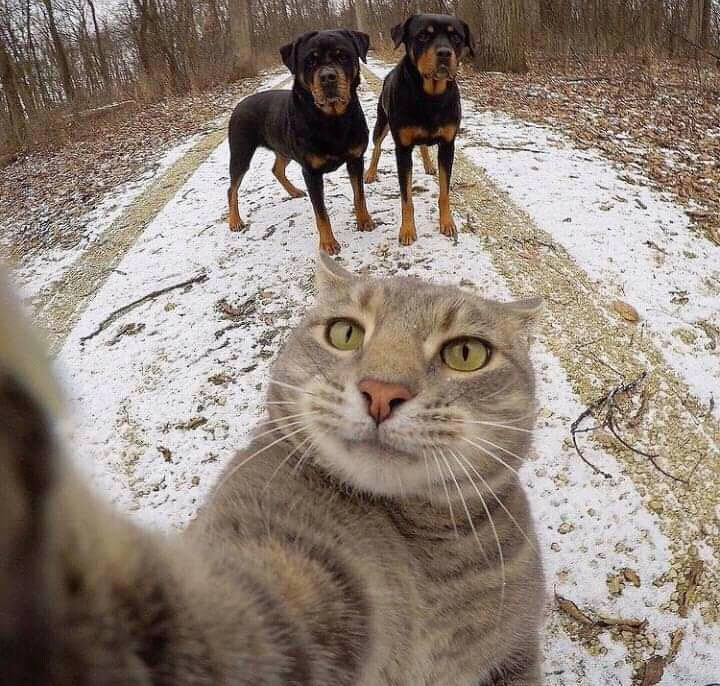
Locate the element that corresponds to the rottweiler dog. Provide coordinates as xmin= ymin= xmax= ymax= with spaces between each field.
xmin=365 ymin=15 xmax=474 ymax=246
xmin=227 ymin=29 xmax=374 ymax=255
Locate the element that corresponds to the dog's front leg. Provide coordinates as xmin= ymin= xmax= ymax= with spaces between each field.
xmin=303 ymin=168 xmax=340 ymax=255
xmin=437 ymin=140 xmax=457 ymax=239
xmin=396 ymin=145 xmax=417 ymax=246
xmin=346 ymin=157 xmax=375 ymax=232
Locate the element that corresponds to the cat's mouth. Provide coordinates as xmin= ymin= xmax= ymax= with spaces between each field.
xmin=344 ymin=431 xmax=420 ymax=462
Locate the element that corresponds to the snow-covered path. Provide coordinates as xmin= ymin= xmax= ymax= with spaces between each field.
xmin=11 ymin=62 xmax=718 ymax=684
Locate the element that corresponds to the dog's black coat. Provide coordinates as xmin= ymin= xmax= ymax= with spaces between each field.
xmin=366 ymin=14 xmax=474 ymax=245
xmin=227 ymin=29 xmax=373 ymax=253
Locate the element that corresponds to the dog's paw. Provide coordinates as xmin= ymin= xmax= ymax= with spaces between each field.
xmin=424 ymin=164 xmax=437 ymax=176
xmin=288 ymin=187 xmax=306 ymax=199
xmin=319 ymin=237 xmax=341 ymax=255
xmin=364 ymin=170 xmax=378 ymax=184
xmin=440 ymin=217 xmax=457 ymax=239
xmin=356 ymin=212 xmax=376 ymax=232
xmin=398 ymin=224 xmax=417 ymax=246
xmin=228 ymin=212 xmax=246 ymax=232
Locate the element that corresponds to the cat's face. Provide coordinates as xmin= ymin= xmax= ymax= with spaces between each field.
xmin=267 ymin=256 xmax=540 ymax=498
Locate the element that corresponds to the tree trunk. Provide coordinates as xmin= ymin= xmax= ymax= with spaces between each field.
xmin=463 ymin=0 xmax=527 ymax=73
xmin=354 ymin=0 xmax=370 ymax=34
xmin=227 ymin=0 xmax=255 ymax=78
xmin=87 ymin=0 xmax=110 ymax=84
xmin=41 ymin=0 xmax=76 ymax=101
xmin=0 ymin=37 xmax=27 ymax=146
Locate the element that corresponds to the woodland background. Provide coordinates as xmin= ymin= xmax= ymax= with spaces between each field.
xmin=1 ymin=0 xmax=719 ymax=157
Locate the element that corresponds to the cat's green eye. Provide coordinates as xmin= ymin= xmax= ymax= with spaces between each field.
xmin=327 ymin=319 xmax=365 ymax=351
xmin=441 ymin=338 xmax=490 ymax=372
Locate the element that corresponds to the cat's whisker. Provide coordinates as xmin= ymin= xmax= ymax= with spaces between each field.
xmin=422 ymin=450 xmax=434 ymax=496
xmin=449 ymin=449 xmax=506 ymax=626
xmin=293 ymin=438 xmax=317 ymax=475
xmin=454 ymin=451 xmax=538 ymax=554
xmin=216 ymin=424 xmax=309 ymax=491
xmin=437 ymin=450 xmax=489 ymax=563
xmin=459 ymin=437 xmax=520 ymax=476
xmin=267 ymin=378 xmax=321 ymax=398
xmin=474 ymin=435 xmax=528 ymax=465
xmin=446 ymin=418 xmax=534 ymax=434
xmin=260 ymin=410 xmax=320 ymax=426
xmin=431 ymin=449 xmax=459 ymax=538
xmin=264 ymin=400 xmax=301 ymax=406
xmin=261 ymin=434 xmax=314 ymax=496
xmin=250 ymin=417 xmax=310 ymax=443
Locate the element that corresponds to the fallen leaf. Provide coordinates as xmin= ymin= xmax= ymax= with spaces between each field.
xmin=611 ymin=299 xmax=640 ymax=322
xmin=639 ymin=655 xmax=666 ymax=686
xmin=555 ymin=592 xmax=593 ymax=625
xmin=622 ymin=567 xmax=641 ymax=587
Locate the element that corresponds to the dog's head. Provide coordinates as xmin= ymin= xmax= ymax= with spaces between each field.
xmin=391 ymin=14 xmax=475 ymax=82
xmin=280 ymin=29 xmax=370 ymax=116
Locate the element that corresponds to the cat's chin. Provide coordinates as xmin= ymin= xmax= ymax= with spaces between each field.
xmin=312 ymin=432 xmax=431 ymax=497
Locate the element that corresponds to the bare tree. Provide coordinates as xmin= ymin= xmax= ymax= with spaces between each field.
xmin=227 ymin=0 xmax=255 ymax=78
xmin=0 ymin=33 xmax=26 ymax=145
xmin=40 ymin=0 xmax=76 ymax=100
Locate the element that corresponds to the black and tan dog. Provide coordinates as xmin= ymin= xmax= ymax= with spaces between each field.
xmin=227 ymin=29 xmax=374 ymax=255
xmin=365 ymin=15 xmax=474 ymax=246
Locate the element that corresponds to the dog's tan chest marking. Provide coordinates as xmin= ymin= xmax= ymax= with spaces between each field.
xmin=397 ymin=124 xmax=457 ymax=147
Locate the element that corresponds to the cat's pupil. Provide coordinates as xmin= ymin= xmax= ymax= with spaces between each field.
xmin=462 ymin=343 xmax=469 ymax=361
xmin=345 ymin=326 xmax=353 ymax=343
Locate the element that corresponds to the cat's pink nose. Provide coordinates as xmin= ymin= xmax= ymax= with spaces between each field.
xmin=358 ymin=378 xmax=416 ymax=424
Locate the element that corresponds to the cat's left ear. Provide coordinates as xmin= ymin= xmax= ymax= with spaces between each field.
xmin=503 ymin=297 xmax=543 ymax=329
xmin=315 ymin=253 xmax=355 ymax=292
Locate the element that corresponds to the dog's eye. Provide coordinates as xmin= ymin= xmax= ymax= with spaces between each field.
xmin=336 ymin=51 xmax=349 ymax=62
xmin=416 ymin=32 xmax=429 ymax=42
xmin=450 ymin=33 xmax=462 ymax=44
xmin=306 ymin=53 xmax=318 ymax=66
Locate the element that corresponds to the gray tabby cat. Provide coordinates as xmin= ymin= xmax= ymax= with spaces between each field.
xmin=0 ymin=254 xmax=544 ymax=685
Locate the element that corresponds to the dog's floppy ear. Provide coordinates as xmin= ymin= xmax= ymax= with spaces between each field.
xmin=280 ymin=32 xmax=318 ymax=74
xmin=279 ymin=39 xmax=298 ymax=74
xmin=343 ymin=30 xmax=370 ymax=62
xmin=391 ymin=15 xmax=415 ymax=50
xmin=460 ymin=20 xmax=476 ymax=59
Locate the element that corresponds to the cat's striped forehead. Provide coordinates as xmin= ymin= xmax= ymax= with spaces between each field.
xmin=322 ymin=275 xmax=516 ymax=346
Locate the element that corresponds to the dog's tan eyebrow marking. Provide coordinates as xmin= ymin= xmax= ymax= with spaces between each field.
xmin=427 ymin=25 xmax=434 ymax=33
xmin=447 ymin=25 xmax=455 ymax=32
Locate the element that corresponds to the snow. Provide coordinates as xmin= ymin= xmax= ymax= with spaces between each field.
xmin=8 ymin=60 xmax=718 ymax=683
xmin=456 ymin=107 xmax=720 ymax=420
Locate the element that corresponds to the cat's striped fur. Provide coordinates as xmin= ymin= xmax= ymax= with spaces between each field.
xmin=0 ymin=255 xmax=544 ymax=685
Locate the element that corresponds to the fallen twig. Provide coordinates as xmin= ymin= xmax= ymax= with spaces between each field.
xmin=555 ymin=591 xmax=647 ymax=633
xmin=678 ymin=560 xmax=704 ymax=618
xmin=80 ymin=272 xmax=208 ymax=345
xmin=475 ymin=141 xmax=547 ymax=154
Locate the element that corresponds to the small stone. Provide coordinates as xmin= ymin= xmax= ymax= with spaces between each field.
xmin=558 ymin=522 xmax=575 ymax=535
xmin=551 ymin=542 xmax=561 ymax=552
xmin=615 ymin=542 xmax=627 ymax=553
xmin=607 ymin=575 xmax=624 ymax=596
xmin=191 ymin=476 xmax=200 ymax=486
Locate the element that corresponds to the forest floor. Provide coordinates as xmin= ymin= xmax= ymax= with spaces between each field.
xmin=0 ymin=54 xmax=718 ymax=686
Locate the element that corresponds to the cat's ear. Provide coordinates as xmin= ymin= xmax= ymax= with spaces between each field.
xmin=315 ymin=253 xmax=355 ymax=293
xmin=503 ymin=297 xmax=543 ymax=329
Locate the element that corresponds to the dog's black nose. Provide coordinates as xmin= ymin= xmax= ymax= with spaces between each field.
xmin=319 ymin=68 xmax=338 ymax=86
xmin=436 ymin=46 xmax=452 ymax=60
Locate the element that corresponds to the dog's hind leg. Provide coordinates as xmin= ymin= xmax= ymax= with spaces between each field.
xmin=437 ymin=140 xmax=457 ymax=239
xmin=272 ymin=154 xmax=306 ymax=198
xmin=420 ymin=145 xmax=437 ymax=176
xmin=227 ymin=141 xmax=256 ymax=231
xmin=364 ymin=102 xmax=388 ymax=183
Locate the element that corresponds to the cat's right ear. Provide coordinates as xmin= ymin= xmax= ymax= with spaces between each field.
xmin=315 ymin=253 xmax=355 ymax=293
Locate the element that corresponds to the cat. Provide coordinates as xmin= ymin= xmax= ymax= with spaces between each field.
xmin=0 ymin=254 xmax=545 ymax=685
